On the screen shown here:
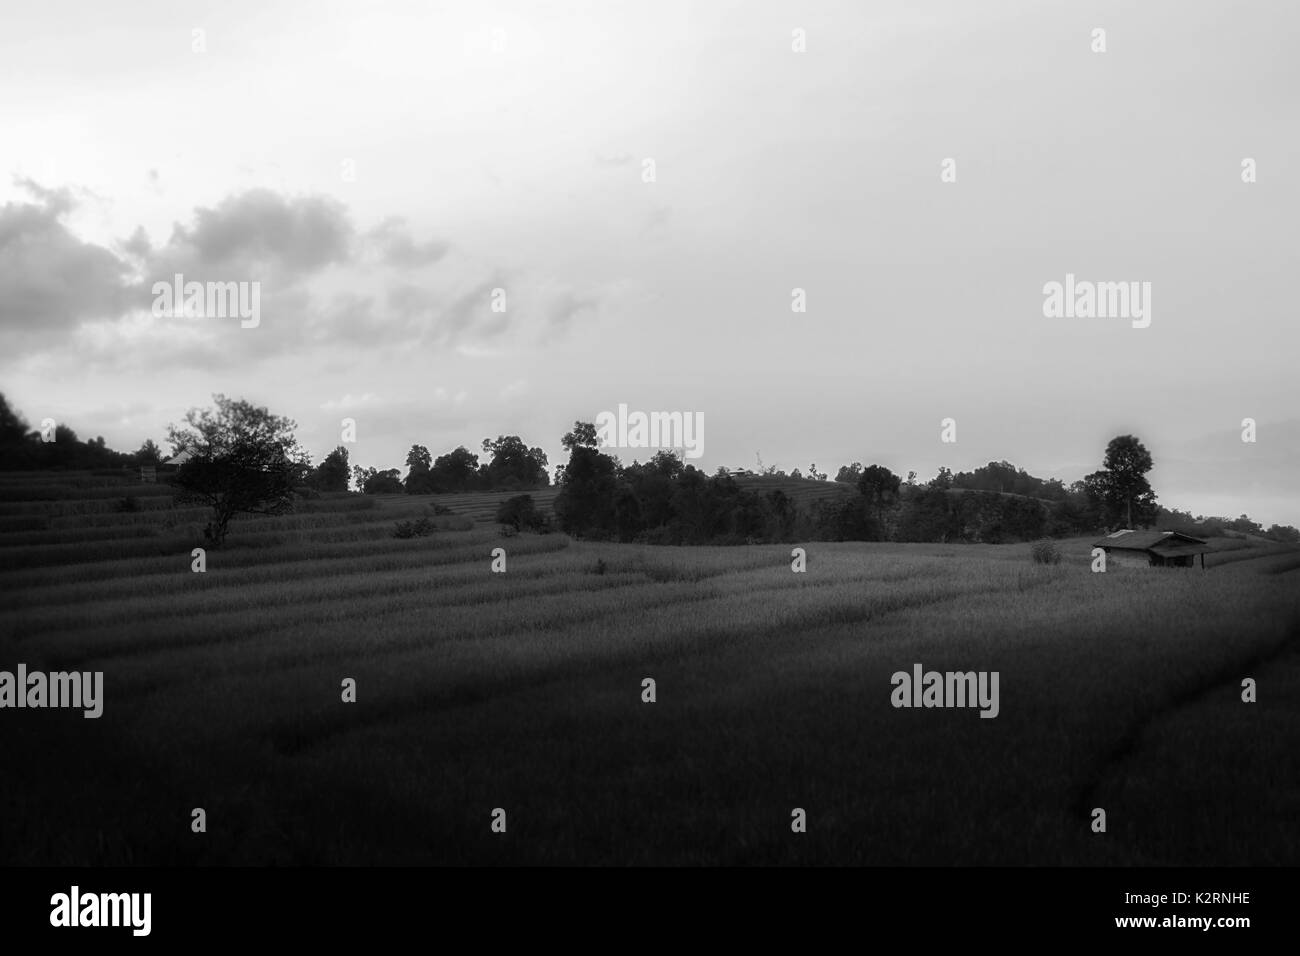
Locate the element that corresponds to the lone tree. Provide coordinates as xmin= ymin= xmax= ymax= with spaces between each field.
xmin=1085 ymin=434 xmax=1157 ymax=528
xmin=166 ymin=395 xmax=310 ymax=546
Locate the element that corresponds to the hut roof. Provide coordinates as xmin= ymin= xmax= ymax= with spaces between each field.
xmin=1091 ymin=529 xmax=1211 ymax=553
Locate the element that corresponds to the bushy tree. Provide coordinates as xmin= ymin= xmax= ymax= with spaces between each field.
xmin=403 ymin=444 xmax=436 ymax=493
xmin=928 ymin=466 xmax=954 ymax=490
xmin=132 ymin=439 xmax=164 ymax=466
xmin=429 ymin=446 xmax=480 ymax=492
xmin=0 ymin=393 xmax=29 ymax=446
xmin=480 ymin=435 xmax=548 ymax=490
xmin=1101 ymin=435 xmax=1157 ymax=527
xmin=353 ymin=466 xmax=403 ymax=494
xmin=857 ymin=464 xmax=902 ymax=538
xmin=0 ymin=393 xmax=133 ymax=471
xmin=554 ymin=442 xmax=621 ymax=537
xmin=165 ymin=395 xmax=310 ymax=546
xmin=311 ymin=445 xmax=350 ymax=493
xmin=496 ymin=494 xmax=549 ymax=532
xmin=561 ymin=421 xmax=600 ymax=451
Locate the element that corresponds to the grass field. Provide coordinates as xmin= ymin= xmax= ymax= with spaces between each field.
xmin=1 ymin=471 xmax=1297 ymax=865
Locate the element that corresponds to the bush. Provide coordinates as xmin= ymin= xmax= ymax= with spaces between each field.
xmin=496 ymin=494 xmax=551 ymax=533
xmin=116 ymin=495 xmax=141 ymax=513
xmin=393 ymin=516 xmax=436 ymax=539
xmin=432 ymin=504 xmax=454 ymax=516
xmin=1030 ymin=539 xmax=1061 ymax=564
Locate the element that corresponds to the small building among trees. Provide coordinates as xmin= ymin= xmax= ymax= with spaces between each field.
xmin=162 ymin=447 xmax=195 ymax=469
xmin=1092 ymin=529 xmax=1212 ymax=568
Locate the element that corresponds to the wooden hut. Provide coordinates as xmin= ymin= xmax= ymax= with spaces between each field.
xmin=1091 ymin=529 xmax=1213 ymax=569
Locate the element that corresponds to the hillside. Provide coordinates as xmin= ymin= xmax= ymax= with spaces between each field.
xmin=1 ymin=467 xmax=1296 ymax=866
xmin=732 ymin=474 xmax=857 ymax=505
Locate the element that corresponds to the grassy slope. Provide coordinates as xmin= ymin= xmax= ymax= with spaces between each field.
xmin=0 ymin=474 xmax=1296 ymax=865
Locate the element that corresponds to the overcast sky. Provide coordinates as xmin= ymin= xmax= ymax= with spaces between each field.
xmin=1 ymin=0 xmax=1296 ymax=525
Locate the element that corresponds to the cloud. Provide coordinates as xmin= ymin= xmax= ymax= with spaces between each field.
xmin=542 ymin=289 xmax=599 ymax=340
xmin=138 ymin=188 xmax=353 ymax=284
xmin=0 ymin=178 xmax=132 ymax=342
xmin=0 ymin=183 xmax=607 ymax=372
xmin=367 ymin=217 xmax=449 ymax=269
xmin=119 ymin=225 xmax=152 ymax=259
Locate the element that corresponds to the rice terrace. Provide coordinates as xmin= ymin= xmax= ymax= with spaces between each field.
xmin=2 ymin=3 xmax=1299 ymax=912
xmin=2 ymin=461 xmax=1297 ymax=866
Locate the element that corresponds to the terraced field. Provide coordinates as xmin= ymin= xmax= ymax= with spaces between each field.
xmin=1 ymin=470 xmax=1297 ymax=865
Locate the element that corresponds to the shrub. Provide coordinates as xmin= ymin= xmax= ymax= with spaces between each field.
xmin=496 ymin=494 xmax=551 ymax=533
xmin=1030 ymin=539 xmax=1061 ymax=565
xmin=432 ymin=504 xmax=454 ymax=516
xmin=116 ymin=495 xmax=141 ymax=513
xmin=393 ymin=516 xmax=436 ymax=539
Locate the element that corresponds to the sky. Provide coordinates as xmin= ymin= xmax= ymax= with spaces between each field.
xmin=1 ymin=0 xmax=1296 ymax=526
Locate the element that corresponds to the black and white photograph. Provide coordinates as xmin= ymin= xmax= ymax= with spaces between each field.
xmin=0 ymin=0 xmax=1294 ymax=939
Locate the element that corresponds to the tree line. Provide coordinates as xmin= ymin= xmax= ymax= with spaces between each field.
xmin=1 ymin=393 xmax=1296 ymax=547
xmin=350 ymin=436 xmax=549 ymax=495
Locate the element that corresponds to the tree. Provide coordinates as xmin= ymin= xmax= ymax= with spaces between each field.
xmin=132 ymin=439 xmax=164 ymax=466
xmin=562 ymin=421 xmax=599 ymax=452
xmin=496 ymin=494 xmax=549 ymax=533
xmin=0 ymin=394 xmax=38 ymax=469
xmin=835 ymin=462 xmax=863 ymax=484
xmin=856 ymin=465 xmax=902 ymax=540
xmin=1101 ymin=435 xmax=1157 ymax=528
xmin=0 ymin=393 xmax=30 ymax=446
xmin=480 ymin=435 xmax=549 ymax=490
xmin=405 ymin=444 xmax=432 ymax=473
xmin=1081 ymin=470 xmax=1119 ymax=527
xmin=429 ymin=446 xmax=480 ymax=492
xmin=554 ymin=440 xmax=621 ymax=537
xmin=1265 ymin=524 xmax=1300 ymax=544
xmin=312 ymin=446 xmax=350 ymax=493
xmin=403 ymin=444 xmax=435 ymax=493
xmin=165 ymin=395 xmax=309 ymax=546
xmin=352 ymin=466 xmax=403 ymax=494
